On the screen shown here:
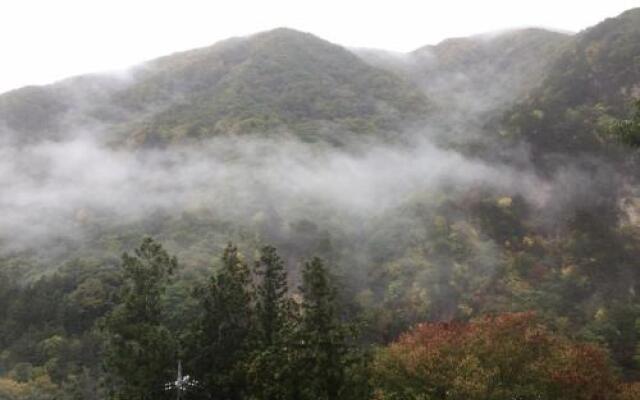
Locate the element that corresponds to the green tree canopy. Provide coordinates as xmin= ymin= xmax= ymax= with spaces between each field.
xmin=102 ymin=237 xmax=178 ymax=400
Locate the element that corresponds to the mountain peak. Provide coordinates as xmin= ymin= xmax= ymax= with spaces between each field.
xmin=617 ymin=7 xmax=640 ymax=20
xmin=0 ymin=26 xmax=430 ymax=146
xmin=252 ymin=27 xmax=313 ymax=39
xmin=412 ymin=27 xmax=569 ymax=57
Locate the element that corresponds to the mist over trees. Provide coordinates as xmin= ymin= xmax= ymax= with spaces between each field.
xmin=1 ymin=6 xmax=640 ymax=400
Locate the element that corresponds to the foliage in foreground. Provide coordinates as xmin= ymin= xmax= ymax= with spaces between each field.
xmin=103 ymin=239 xmax=367 ymax=400
xmin=371 ymin=312 xmax=620 ymax=400
xmin=100 ymin=240 xmax=640 ymax=400
xmin=2 ymin=238 xmax=640 ymax=399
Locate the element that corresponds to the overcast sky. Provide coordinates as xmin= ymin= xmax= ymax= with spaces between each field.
xmin=1 ymin=0 xmax=639 ymax=94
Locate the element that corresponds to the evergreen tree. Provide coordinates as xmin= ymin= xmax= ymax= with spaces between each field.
xmin=254 ymin=246 xmax=290 ymax=346
xmin=247 ymin=246 xmax=297 ymax=400
xmin=188 ymin=243 xmax=253 ymax=400
xmin=296 ymin=257 xmax=367 ymax=400
xmin=102 ymin=237 xmax=178 ymax=400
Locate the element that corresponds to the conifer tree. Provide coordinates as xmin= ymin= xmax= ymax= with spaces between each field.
xmin=189 ymin=243 xmax=253 ymax=400
xmin=296 ymin=257 xmax=367 ymax=400
xmin=248 ymin=245 xmax=297 ymax=400
xmin=254 ymin=245 xmax=290 ymax=346
xmin=103 ymin=237 xmax=177 ymax=400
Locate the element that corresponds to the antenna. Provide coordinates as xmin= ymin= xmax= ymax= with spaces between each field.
xmin=164 ymin=360 xmax=201 ymax=400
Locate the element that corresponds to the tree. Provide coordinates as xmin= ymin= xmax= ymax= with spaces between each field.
xmin=254 ymin=246 xmax=291 ymax=347
xmin=296 ymin=257 xmax=368 ymax=400
xmin=247 ymin=246 xmax=297 ymax=400
xmin=102 ymin=237 xmax=178 ymax=400
xmin=619 ymin=382 xmax=640 ymax=400
xmin=611 ymin=98 xmax=640 ymax=147
xmin=371 ymin=312 xmax=620 ymax=400
xmin=188 ymin=243 xmax=254 ymax=400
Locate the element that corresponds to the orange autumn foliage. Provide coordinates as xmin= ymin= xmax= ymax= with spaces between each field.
xmin=371 ymin=312 xmax=621 ymax=400
xmin=618 ymin=382 xmax=640 ymax=400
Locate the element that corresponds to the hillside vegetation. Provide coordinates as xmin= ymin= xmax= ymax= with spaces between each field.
xmin=0 ymin=29 xmax=429 ymax=146
xmin=1 ymin=8 xmax=640 ymax=400
xmin=503 ymin=8 xmax=640 ymax=158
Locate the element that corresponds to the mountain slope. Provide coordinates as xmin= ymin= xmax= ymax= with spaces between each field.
xmin=503 ymin=8 xmax=640 ymax=157
xmin=413 ymin=29 xmax=571 ymax=115
xmin=356 ymin=28 xmax=571 ymax=120
xmin=0 ymin=28 xmax=430 ymax=146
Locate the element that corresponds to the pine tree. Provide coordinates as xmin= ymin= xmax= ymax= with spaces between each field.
xmin=102 ymin=237 xmax=178 ymax=400
xmin=296 ymin=257 xmax=367 ymax=400
xmin=188 ymin=243 xmax=254 ymax=400
xmin=247 ymin=245 xmax=297 ymax=400
xmin=254 ymin=246 xmax=290 ymax=346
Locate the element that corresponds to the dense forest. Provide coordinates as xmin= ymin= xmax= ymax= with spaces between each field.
xmin=2 ymin=7 xmax=640 ymax=400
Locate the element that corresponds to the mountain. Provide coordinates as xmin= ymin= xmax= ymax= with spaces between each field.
xmin=503 ymin=8 xmax=640 ymax=157
xmin=413 ymin=29 xmax=571 ymax=115
xmin=356 ymin=28 xmax=571 ymax=121
xmin=0 ymin=28 xmax=430 ymax=146
xmin=4 ymin=8 xmax=640 ymax=398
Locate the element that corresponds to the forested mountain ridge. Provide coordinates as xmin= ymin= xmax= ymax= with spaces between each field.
xmin=0 ymin=28 xmax=429 ymax=146
xmin=2 ymin=10 xmax=639 ymax=151
xmin=0 ymin=25 xmax=577 ymax=148
xmin=503 ymin=8 xmax=640 ymax=157
xmin=126 ymin=28 xmax=430 ymax=145
xmin=356 ymin=28 xmax=571 ymax=122
xmin=2 ymin=7 xmax=640 ymax=400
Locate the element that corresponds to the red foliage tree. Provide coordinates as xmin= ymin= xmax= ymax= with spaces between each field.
xmin=371 ymin=312 xmax=621 ymax=400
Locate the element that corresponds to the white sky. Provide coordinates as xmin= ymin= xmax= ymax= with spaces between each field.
xmin=1 ymin=0 xmax=639 ymax=94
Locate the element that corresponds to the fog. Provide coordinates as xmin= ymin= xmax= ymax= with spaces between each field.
xmin=0 ymin=29 xmax=625 ymax=277
xmin=0 ymin=122 xmax=613 ymax=255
